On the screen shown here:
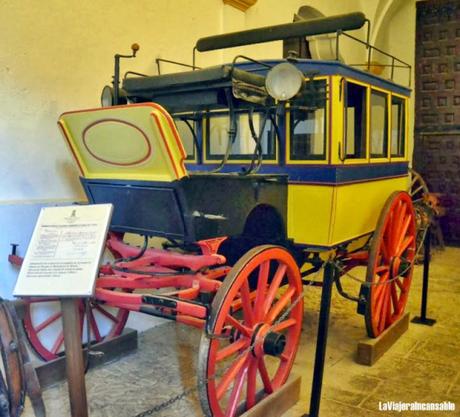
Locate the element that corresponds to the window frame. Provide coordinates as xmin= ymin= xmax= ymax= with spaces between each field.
xmin=286 ymin=76 xmax=330 ymax=165
xmin=203 ymin=109 xmax=278 ymax=164
xmin=172 ymin=113 xmax=200 ymax=163
xmin=341 ymin=78 xmax=369 ymax=164
xmin=389 ymin=92 xmax=408 ymax=161
xmin=369 ymin=87 xmax=390 ymax=162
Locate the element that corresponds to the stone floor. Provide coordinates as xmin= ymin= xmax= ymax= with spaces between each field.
xmin=22 ymin=247 xmax=460 ymax=417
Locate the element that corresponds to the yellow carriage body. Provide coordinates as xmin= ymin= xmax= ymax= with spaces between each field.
xmin=285 ymin=74 xmax=410 ymax=249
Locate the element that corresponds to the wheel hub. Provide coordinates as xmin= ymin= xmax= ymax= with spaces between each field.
xmin=263 ymin=332 xmax=286 ymax=356
xmin=251 ymin=323 xmax=286 ymax=358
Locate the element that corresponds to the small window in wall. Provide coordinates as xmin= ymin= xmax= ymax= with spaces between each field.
xmin=174 ymin=116 xmax=197 ymax=160
xmin=345 ymin=82 xmax=367 ymax=159
xmin=206 ymin=111 xmax=276 ymax=160
xmin=370 ymin=90 xmax=389 ymax=158
xmin=289 ymin=80 xmax=327 ymax=160
xmin=391 ymin=96 xmax=406 ymax=157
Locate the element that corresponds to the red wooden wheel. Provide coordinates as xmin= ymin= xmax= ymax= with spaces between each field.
xmin=365 ymin=191 xmax=416 ymax=338
xmin=198 ymin=245 xmax=303 ymax=417
xmin=23 ymin=297 xmax=129 ymax=361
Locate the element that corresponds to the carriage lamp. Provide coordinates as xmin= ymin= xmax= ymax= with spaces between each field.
xmin=100 ymin=85 xmax=114 ymax=107
xmin=100 ymin=85 xmax=128 ymax=107
xmin=265 ymin=62 xmax=304 ymax=101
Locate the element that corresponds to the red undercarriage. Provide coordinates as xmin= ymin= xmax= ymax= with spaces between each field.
xmin=8 ymin=233 xmax=369 ymax=330
xmin=95 ymin=233 xmax=231 ymax=329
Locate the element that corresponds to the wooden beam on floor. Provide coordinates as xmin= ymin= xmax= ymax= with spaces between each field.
xmin=36 ymin=327 xmax=138 ymax=388
xmin=356 ymin=312 xmax=410 ymax=366
xmin=240 ymin=375 xmax=301 ymax=417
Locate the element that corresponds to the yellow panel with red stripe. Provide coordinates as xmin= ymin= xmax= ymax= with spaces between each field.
xmin=58 ymin=103 xmax=187 ymax=182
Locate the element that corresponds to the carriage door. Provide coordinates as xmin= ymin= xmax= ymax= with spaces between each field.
xmin=414 ymin=0 xmax=460 ymax=244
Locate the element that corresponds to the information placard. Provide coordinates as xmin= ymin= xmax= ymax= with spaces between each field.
xmin=13 ymin=204 xmax=113 ymax=297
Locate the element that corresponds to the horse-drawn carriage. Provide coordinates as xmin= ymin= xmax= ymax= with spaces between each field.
xmin=14 ymin=12 xmax=419 ymax=417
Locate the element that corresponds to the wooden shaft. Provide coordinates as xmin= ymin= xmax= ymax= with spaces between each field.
xmin=61 ymin=298 xmax=88 ymax=417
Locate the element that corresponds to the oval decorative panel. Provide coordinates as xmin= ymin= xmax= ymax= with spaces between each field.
xmin=82 ymin=119 xmax=152 ymax=166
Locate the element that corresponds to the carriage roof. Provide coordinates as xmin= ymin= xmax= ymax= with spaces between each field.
xmin=122 ymin=59 xmax=410 ymax=114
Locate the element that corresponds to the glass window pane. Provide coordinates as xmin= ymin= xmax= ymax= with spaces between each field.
xmin=174 ymin=117 xmax=196 ymax=159
xmin=391 ymin=96 xmax=406 ymax=157
xmin=370 ymin=90 xmax=388 ymax=158
xmin=289 ymin=80 xmax=327 ymax=160
xmin=345 ymin=82 xmax=367 ymax=159
xmin=206 ymin=111 xmax=276 ymax=160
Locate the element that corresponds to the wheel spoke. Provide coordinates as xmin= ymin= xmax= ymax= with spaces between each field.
xmin=394 ymin=214 xmax=411 ymax=253
xmin=225 ymin=358 xmax=249 ymax=417
xmin=380 ymin=238 xmax=390 ymax=262
xmin=390 ymin=282 xmax=399 ymax=315
xmin=375 ymin=265 xmax=389 ymax=274
xmin=412 ymin=184 xmax=424 ymax=196
xmin=390 ymin=202 xmax=406 ymax=253
xmin=374 ymin=285 xmax=388 ymax=326
xmin=263 ymin=264 xmax=287 ymax=315
xmin=270 ymin=318 xmax=297 ymax=333
xmin=280 ymin=352 xmax=290 ymax=362
xmin=258 ymin=357 xmax=273 ymax=394
xmin=373 ymin=282 xmax=386 ymax=306
xmin=396 ymin=236 xmax=414 ymax=258
xmin=216 ymin=339 xmax=249 ymax=362
xmin=95 ymin=305 xmax=120 ymax=323
xmin=266 ymin=287 xmax=295 ymax=324
xmin=216 ymin=351 xmax=250 ymax=400
xmin=377 ymin=270 xmax=389 ymax=285
xmin=51 ymin=332 xmax=64 ymax=354
xmin=254 ymin=261 xmax=270 ymax=321
xmin=246 ymin=357 xmax=258 ymax=410
xmin=379 ymin=287 xmax=391 ymax=333
xmin=35 ymin=311 xmax=62 ymax=333
xmin=240 ymin=281 xmax=255 ymax=327
xmin=88 ymin=309 xmax=102 ymax=342
xmin=225 ymin=314 xmax=251 ymax=337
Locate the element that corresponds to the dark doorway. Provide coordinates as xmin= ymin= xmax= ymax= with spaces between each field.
xmin=414 ymin=0 xmax=460 ymax=244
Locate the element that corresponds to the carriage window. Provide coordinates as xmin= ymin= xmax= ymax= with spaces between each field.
xmin=370 ymin=90 xmax=389 ymax=158
xmin=391 ymin=96 xmax=406 ymax=157
xmin=174 ymin=116 xmax=197 ymax=160
xmin=289 ymin=80 xmax=327 ymax=160
xmin=345 ymin=82 xmax=367 ymax=159
xmin=206 ymin=111 xmax=276 ymax=160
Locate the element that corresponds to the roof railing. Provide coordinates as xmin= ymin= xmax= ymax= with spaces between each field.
xmin=335 ymin=29 xmax=412 ymax=87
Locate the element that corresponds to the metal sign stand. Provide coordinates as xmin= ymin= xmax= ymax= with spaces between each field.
xmin=412 ymin=226 xmax=436 ymax=326
xmin=301 ymin=261 xmax=336 ymax=417
xmin=61 ymin=298 xmax=89 ymax=417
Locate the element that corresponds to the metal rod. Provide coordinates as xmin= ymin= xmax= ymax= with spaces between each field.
xmin=61 ymin=298 xmax=88 ymax=417
xmin=411 ymin=226 xmax=436 ymax=326
xmin=155 ymin=58 xmax=201 ymax=75
xmin=302 ymin=261 xmax=336 ymax=417
xmin=421 ymin=228 xmax=431 ymax=319
xmin=365 ymin=19 xmax=371 ymax=72
xmin=335 ymin=30 xmax=341 ymax=61
xmin=113 ymin=55 xmax=121 ymax=105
